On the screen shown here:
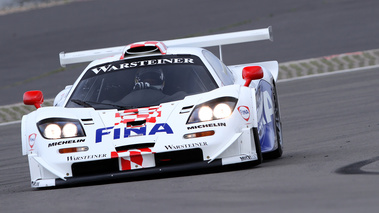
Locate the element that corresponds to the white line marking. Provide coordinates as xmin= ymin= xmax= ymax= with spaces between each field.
xmin=278 ymin=64 xmax=379 ymax=83
xmin=0 ymin=120 xmax=21 ymax=127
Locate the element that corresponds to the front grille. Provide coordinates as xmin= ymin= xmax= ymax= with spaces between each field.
xmin=155 ymin=148 xmax=203 ymax=167
xmin=71 ymin=148 xmax=204 ymax=177
xmin=72 ymin=158 xmax=119 ymax=177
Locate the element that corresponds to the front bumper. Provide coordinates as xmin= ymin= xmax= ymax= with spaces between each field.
xmin=29 ymin=127 xmax=260 ymax=188
xmin=32 ymin=159 xmax=223 ymax=188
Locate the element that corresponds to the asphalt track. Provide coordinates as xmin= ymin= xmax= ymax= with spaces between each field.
xmin=1 ymin=0 xmax=379 ymax=212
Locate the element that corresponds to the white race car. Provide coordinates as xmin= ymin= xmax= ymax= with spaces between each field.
xmin=21 ymin=27 xmax=283 ymax=188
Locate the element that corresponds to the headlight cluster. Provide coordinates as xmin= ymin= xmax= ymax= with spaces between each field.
xmin=187 ymin=97 xmax=237 ymax=124
xmin=37 ymin=118 xmax=86 ymax=139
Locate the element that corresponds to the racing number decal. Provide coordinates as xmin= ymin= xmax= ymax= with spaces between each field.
xmin=257 ymin=90 xmax=274 ymax=126
xmin=262 ymin=91 xmax=274 ymax=124
xmin=257 ymin=82 xmax=275 ymax=151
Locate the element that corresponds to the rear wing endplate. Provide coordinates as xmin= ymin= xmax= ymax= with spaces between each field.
xmin=59 ymin=26 xmax=273 ymax=67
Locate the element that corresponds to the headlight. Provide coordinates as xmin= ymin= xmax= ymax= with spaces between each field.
xmin=37 ymin=118 xmax=86 ymax=139
xmin=198 ymin=106 xmax=213 ymax=121
xmin=187 ymin=97 xmax=237 ymax=124
xmin=62 ymin=123 xmax=78 ymax=137
xmin=44 ymin=124 xmax=62 ymax=139
xmin=213 ymin=103 xmax=232 ymax=119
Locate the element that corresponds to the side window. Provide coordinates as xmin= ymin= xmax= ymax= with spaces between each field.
xmin=202 ymin=50 xmax=234 ymax=85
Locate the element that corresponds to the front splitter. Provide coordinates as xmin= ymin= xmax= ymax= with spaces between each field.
xmin=55 ymin=159 xmax=223 ymax=187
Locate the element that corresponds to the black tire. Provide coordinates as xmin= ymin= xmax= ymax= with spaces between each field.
xmin=250 ymin=127 xmax=263 ymax=166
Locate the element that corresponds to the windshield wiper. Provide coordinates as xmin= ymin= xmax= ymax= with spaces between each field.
xmin=70 ymin=99 xmax=134 ymax=110
xmin=71 ymin=99 xmax=93 ymax=107
xmin=92 ymin=102 xmax=136 ymax=110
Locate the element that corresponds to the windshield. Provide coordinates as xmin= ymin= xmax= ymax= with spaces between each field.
xmin=66 ymin=55 xmax=218 ymax=109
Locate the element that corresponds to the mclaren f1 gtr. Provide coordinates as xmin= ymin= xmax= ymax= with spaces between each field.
xmin=21 ymin=26 xmax=283 ymax=188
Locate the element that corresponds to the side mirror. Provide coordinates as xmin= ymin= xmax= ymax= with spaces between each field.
xmin=23 ymin=90 xmax=44 ymax=109
xmin=242 ymin=66 xmax=264 ymax=87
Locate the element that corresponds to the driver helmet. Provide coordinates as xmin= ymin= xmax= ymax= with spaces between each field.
xmin=135 ymin=68 xmax=165 ymax=90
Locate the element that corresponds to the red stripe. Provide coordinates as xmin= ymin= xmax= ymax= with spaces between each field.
xmin=121 ymin=158 xmax=131 ymax=170
xmin=139 ymin=148 xmax=152 ymax=152
xmin=137 ymin=114 xmax=149 ymax=118
xmin=146 ymin=117 xmax=156 ymax=123
xmin=130 ymin=44 xmax=144 ymax=49
xmin=129 ymin=151 xmax=143 ymax=166
xmin=145 ymin=41 xmax=158 ymax=45
xmin=111 ymin=151 xmax=119 ymax=158
xmin=123 ymin=108 xmax=138 ymax=113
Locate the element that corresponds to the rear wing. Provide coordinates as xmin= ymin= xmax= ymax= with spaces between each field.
xmin=59 ymin=26 xmax=273 ymax=67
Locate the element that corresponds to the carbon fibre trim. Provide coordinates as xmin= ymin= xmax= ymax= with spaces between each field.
xmin=56 ymin=160 xmax=222 ymax=187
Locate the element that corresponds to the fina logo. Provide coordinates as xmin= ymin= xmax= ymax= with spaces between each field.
xmin=95 ymin=123 xmax=173 ymax=143
xmin=28 ymin=133 xmax=37 ymax=149
xmin=238 ymin=106 xmax=250 ymax=121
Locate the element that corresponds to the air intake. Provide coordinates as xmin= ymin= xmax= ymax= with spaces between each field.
xmin=115 ymin=143 xmax=155 ymax=152
xmin=121 ymin=41 xmax=168 ymax=59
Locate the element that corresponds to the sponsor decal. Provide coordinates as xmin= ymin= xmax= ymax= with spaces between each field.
xmin=66 ymin=154 xmax=107 ymax=162
xmin=96 ymin=123 xmax=173 ymax=143
xmin=256 ymin=82 xmax=279 ymax=152
xmin=115 ymin=106 xmax=162 ymax=126
xmin=112 ymin=148 xmax=155 ymax=171
xmin=187 ymin=122 xmax=226 ymax=130
xmin=164 ymin=142 xmax=208 ymax=150
xmin=257 ymin=90 xmax=274 ymax=126
xmin=240 ymin=155 xmax=253 ymax=161
xmin=48 ymin=139 xmax=85 ymax=148
xmin=91 ymin=58 xmax=194 ymax=74
xmin=28 ymin=133 xmax=37 ymax=149
xmin=238 ymin=106 xmax=250 ymax=121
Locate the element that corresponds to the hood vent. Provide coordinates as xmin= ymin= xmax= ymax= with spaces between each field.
xmin=180 ymin=105 xmax=194 ymax=114
xmin=81 ymin=118 xmax=94 ymax=125
xmin=127 ymin=120 xmax=146 ymax=127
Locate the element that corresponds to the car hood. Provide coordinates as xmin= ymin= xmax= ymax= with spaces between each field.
xmin=27 ymin=85 xmax=241 ymax=149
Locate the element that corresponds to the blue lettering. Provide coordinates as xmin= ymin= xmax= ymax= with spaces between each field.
xmin=149 ymin=123 xmax=174 ymax=135
xmin=96 ymin=127 xmax=114 ymax=143
xmin=95 ymin=123 xmax=173 ymax=143
xmin=124 ymin=126 xmax=146 ymax=137
xmin=114 ymin=128 xmax=120 ymax=140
